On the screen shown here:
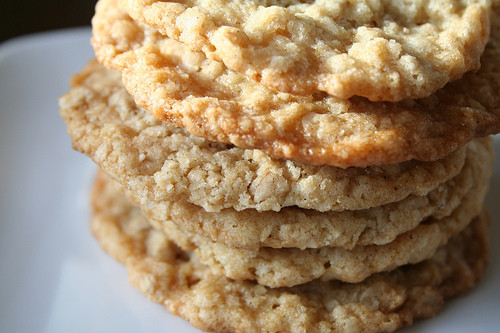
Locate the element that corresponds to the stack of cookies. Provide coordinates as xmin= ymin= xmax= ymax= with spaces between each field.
xmin=60 ymin=0 xmax=500 ymax=331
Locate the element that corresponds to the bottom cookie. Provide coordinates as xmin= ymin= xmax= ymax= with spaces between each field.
xmin=90 ymin=172 xmax=489 ymax=333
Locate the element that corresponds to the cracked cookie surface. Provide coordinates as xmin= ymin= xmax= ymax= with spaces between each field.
xmin=121 ymin=0 xmax=491 ymax=101
xmin=91 ymin=0 xmax=500 ymax=167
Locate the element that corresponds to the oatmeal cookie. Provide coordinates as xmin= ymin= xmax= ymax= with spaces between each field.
xmin=121 ymin=0 xmax=491 ymax=101
xmin=91 ymin=0 xmax=500 ymax=167
xmin=90 ymin=172 xmax=489 ymax=333
xmin=121 ymin=154 xmax=491 ymax=287
xmin=59 ymin=60 xmax=469 ymax=213
xmin=121 ymin=138 xmax=491 ymax=251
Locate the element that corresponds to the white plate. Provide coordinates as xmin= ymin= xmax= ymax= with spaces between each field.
xmin=0 ymin=28 xmax=499 ymax=333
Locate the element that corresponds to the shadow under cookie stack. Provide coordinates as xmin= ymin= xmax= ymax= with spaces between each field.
xmin=60 ymin=0 xmax=500 ymax=332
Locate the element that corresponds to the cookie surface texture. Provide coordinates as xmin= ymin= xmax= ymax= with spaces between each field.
xmin=123 ymin=141 xmax=492 ymax=287
xmin=91 ymin=0 xmax=500 ymax=167
xmin=123 ymin=138 xmax=491 ymax=252
xmin=121 ymin=0 xmax=491 ymax=101
xmin=90 ymin=171 xmax=489 ymax=333
xmin=59 ymin=60 xmax=469 ymax=213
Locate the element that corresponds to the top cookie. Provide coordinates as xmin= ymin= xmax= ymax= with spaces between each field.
xmin=121 ymin=0 xmax=491 ymax=101
xmin=92 ymin=0 xmax=500 ymax=167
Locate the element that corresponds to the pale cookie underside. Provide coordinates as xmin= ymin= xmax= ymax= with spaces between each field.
xmin=122 ymin=0 xmax=491 ymax=101
xmin=90 ymin=172 xmax=489 ymax=333
xmin=103 ymin=147 xmax=490 ymax=287
xmin=59 ymin=60 xmax=470 ymax=213
xmin=123 ymin=138 xmax=491 ymax=251
xmin=91 ymin=0 xmax=500 ymax=167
